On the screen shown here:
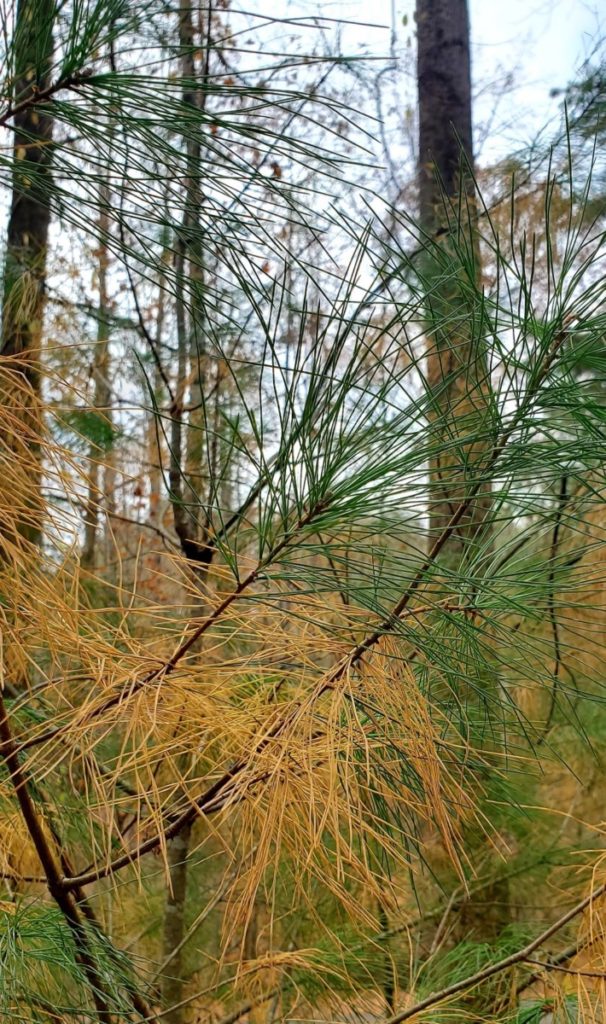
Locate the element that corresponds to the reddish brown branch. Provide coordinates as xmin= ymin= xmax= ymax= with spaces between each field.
xmin=0 ymin=690 xmax=157 ymax=1021
xmin=0 ymin=691 xmax=114 ymax=1021
xmin=0 ymin=71 xmax=92 ymax=129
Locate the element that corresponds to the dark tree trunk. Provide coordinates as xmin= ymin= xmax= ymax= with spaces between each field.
xmin=416 ymin=0 xmax=490 ymax=560
xmin=417 ymin=0 xmax=473 ymax=232
xmin=1 ymin=0 xmax=54 ymax=548
xmin=2 ymin=0 xmax=54 ymax=370
xmin=416 ymin=0 xmax=508 ymax=962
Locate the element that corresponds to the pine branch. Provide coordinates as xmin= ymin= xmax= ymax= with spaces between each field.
xmin=56 ymin=326 xmax=572 ymax=891
xmin=0 ymin=690 xmax=115 ymax=1021
xmin=382 ymin=882 xmax=606 ymax=1024
xmin=0 ymin=71 xmax=92 ymax=128
xmin=18 ymin=494 xmax=331 ymax=755
xmin=0 ymin=690 xmax=157 ymax=1021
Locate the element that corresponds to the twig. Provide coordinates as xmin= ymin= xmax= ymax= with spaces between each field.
xmin=121 ymin=235 xmax=176 ymax=406
xmin=213 ymin=989 xmax=280 ymax=1024
xmin=516 ymin=938 xmax=594 ymax=996
xmin=381 ymin=882 xmax=606 ymax=1024
xmin=0 ymin=868 xmax=46 ymax=884
xmin=538 ymin=474 xmax=569 ymax=745
xmin=0 ymin=71 xmax=91 ymax=129
xmin=107 ymin=509 xmax=179 ymax=551
xmin=0 ymin=691 xmax=114 ymax=1021
xmin=524 ymin=957 xmax=606 ymax=979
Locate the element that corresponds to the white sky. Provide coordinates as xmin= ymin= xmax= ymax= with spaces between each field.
xmin=283 ymin=0 xmax=603 ymax=163
xmin=471 ymin=0 xmax=601 ymax=156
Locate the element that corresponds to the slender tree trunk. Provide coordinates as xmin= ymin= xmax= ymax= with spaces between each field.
xmin=147 ymin=262 xmax=168 ymax=570
xmin=418 ymin=0 xmax=473 ymax=223
xmin=161 ymin=819 xmax=193 ymax=1022
xmin=416 ymin=0 xmax=508 ymax=956
xmin=185 ymin=0 xmax=209 ymax=508
xmin=168 ymin=0 xmax=211 ymax=572
xmin=378 ymin=902 xmax=396 ymax=1013
xmin=161 ymin=6 xmax=210 ymax=1020
xmin=1 ymin=0 xmax=54 ymax=549
xmin=148 ymin=366 xmax=163 ymax=534
xmin=82 ymin=190 xmax=111 ymax=570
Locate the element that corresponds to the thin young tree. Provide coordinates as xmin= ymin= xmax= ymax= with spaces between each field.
xmin=81 ymin=182 xmax=112 ymax=570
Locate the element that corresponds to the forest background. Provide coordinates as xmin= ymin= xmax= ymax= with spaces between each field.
xmin=1 ymin=2 xmax=606 ymax=1023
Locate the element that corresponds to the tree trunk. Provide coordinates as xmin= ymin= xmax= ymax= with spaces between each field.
xmin=168 ymin=0 xmax=211 ymax=573
xmin=417 ymin=0 xmax=490 ymax=561
xmin=82 ymin=190 xmax=111 ymax=570
xmin=415 ymin=0 xmax=508 ymax=960
xmin=378 ymin=902 xmax=396 ymax=1013
xmin=1 ymin=0 xmax=54 ymax=549
xmin=161 ymin=5 xmax=210 ymax=1020
xmin=161 ymin=820 xmax=193 ymax=1024
xmin=146 ymin=255 xmax=168 ymax=576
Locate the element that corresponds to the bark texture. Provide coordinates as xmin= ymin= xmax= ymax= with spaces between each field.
xmin=416 ymin=0 xmax=508 ymax=956
xmin=2 ymin=0 xmax=54 ymax=370
xmin=1 ymin=0 xmax=54 ymax=549
xmin=417 ymin=0 xmax=473 ymax=230
xmin=161 ymin=820 xmax=193 ymax=1024
xmin=417 ymin=0 xmax=491 ymax=558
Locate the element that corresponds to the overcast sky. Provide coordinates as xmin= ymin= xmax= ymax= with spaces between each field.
xmin=283 ymin=0 xmax=603 ymax=162
xmin=471 ymin=0 xmax=601 ymax=155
